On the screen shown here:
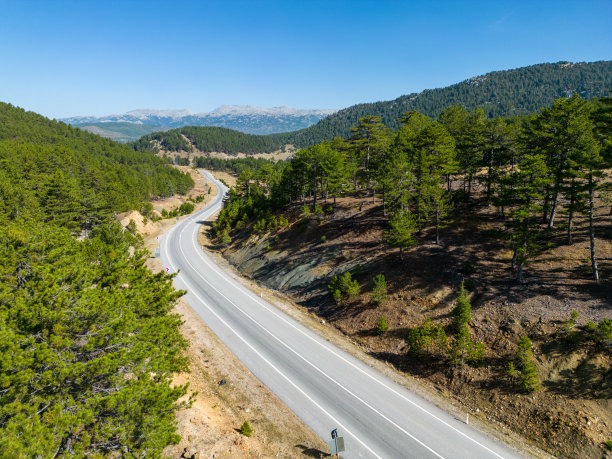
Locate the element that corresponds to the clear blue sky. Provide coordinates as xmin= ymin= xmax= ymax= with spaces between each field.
xmin=1 ymin=0 xmax=610 ymax=119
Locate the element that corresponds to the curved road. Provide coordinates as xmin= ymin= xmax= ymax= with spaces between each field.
xmin=161 ymin=170 xmax=525 ymax=459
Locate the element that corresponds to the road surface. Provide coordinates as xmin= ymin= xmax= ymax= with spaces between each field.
xmin=161 ymin=170 xmax=526 ymax=459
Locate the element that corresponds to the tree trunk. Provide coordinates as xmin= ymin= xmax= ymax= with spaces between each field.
xmin=548 ymin=189 xmax=559 ymax=229
xmin=382 ymin=186 xmax=386 ymax=217
xmin=435 ymin=209 xmax=440 ymax=245
xmin=313 ymin=166 xmax=317 ymax=208
xmin=589 ymin=173 xmax=599 ymax=281
xmin=486 ymin=154 xmax=493 ymax=205
xmin=568 ymin=179 xmax=575 ymax=245
xmin=517 ymin=219 xmax=529 ymax=283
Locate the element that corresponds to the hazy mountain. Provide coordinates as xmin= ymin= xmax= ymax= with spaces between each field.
xmin=62 ymin=106 xmax=336 ymax=141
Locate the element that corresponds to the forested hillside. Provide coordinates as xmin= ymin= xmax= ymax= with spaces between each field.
xmin=210 ymin=95 xmax=612 ymax=456
xmin=0 ymin=103 xmax=194 ymax=456
xmin=133 ymin=125 xmax=287 ymax=154
xmin=138 ymin=61 xmax=612 ymax=154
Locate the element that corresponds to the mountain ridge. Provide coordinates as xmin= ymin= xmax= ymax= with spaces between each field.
xmin=62 ymin=105 xmax=337 ymax=139
xmin=136 ymin=61 xmax=612 ymax=154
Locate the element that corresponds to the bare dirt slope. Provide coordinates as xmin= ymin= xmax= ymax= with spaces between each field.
xmin=217 ymin=184 xmax=612 ymax=458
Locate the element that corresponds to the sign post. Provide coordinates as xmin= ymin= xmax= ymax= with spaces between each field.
xmin=328 ymin=428 xmax=345 ymax=458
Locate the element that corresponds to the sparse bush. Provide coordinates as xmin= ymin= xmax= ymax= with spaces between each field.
xmin=126 ymin=219 xmax=137 ymax=234
xmin=371 ymin=274 xmax=387 ymax=306
xmin=300 ymin=204 xmax=311 ymax=220
xmin=328 ymin=271 xmax=360 ymax=305
xmin=376 ymin=316 xmax=389 ymax=335
xmin=240 ymin=420 xmax=252 ymax=437
xmin=161 ymin=208 xmax=169 ymax=218
xmin=278 ymin=214 xmax=289 ymax=228
xmin=463 ymin=278 xmax=475 ymax=291
xmin=179 ymin=202 xmax=195 ymax=215
xmin=515 ymin=336 xmax=539 ymax=393
xmin=604 ymin=440 xmax=612 ymax=451
xmin=448 ymin=325 xmax=484 ymax=366
xmin=406 ymin=319 xmax=447 ymax=357
xmin=452 ymin=282 xmax=472 ymax=331
xmin=219 ymin=229 xmax=231 ymax=247
xmin=320 ymin=235 xmax=327 ymax=243
xmin=507 ymin=361 xmax=516 ymax=380
xmin=253 ymin=218 xmax=267 ymax=234
xmin=314 ymin=203 xmax=324 ymax=217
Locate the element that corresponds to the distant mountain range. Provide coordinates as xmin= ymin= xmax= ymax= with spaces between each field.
xmin=62 ymin=106 xmax=336 ymax=141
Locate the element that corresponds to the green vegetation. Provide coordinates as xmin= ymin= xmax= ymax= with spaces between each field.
xmin=328 ymin=272 xmax=360 ymax=305
xmin=0 ymin=102 xmax=194 ymax=232
xmin=371 ymin=274 xmax=387 ymax=305
xmin=515 ymin=337 xmax=540 ymax=393
xmin=0 ymin=103 xmax=194 ymax=455
xmin=376 ymin=316 xmax=389 ymax=335
xmin=452 ymin=282 xmax=472 ymax=331
xmin=406 ymin=319 xmax=448 ymax=357
xmin=193 ymin=155 xmax=279 ymax=175
xmin=77 ymin=121 xmax=165 ymax=143
xmin=211 ymin=94 xmax=609 ymax=284
xmin=134 ymin=125 xmax=285 ymax=154
xmin=137 ymin=62 xmax=611 ymax=154
xmin=240 ymin=420 xmax=253 ymax=437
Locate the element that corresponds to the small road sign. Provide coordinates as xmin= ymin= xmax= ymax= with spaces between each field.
xmin=329 ymin=428 xmax=345 ymax=457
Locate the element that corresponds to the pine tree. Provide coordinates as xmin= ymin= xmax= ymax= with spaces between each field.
xmin=515 ymin=337 xmax=539 ymax=393
xmin=376 ymin=316 xmax=389 ymax=335
xmin=371 ymin=274 xmax=387 ymax=305
xmin=506 ymin=154 xmax=551 ymax=282
xmin=385 ymin=210 xmax=418 ymax=259
xmin=452 ymin=281 xmax=472 ymax=331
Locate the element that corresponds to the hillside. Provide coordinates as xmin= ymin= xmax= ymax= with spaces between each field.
xmin=77 ymin=121 xmax=165 ymax=142
xmin=0 ymin=102 xmax=196 ymax=456
xmin=204 ymin=95 xmax=612 ymax=457
xmin=139 ymin=61 xmax=612 ymax=154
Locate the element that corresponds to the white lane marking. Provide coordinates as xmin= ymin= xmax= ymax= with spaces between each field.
xmin=162 ymin=226 xmax=383 ymax=459
xmin=178 ymin=239 xmax=445 ymax=459
xmin=187 ymin=173 xmax=509 ymax=459
xmin=169 ymin=205 xmax=444 ymax=458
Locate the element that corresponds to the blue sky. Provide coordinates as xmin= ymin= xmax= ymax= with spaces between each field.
xmin=1 ymin=0 xmax=610 ymax=118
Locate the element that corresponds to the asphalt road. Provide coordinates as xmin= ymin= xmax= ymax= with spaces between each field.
xmin=161 ymin=170 xmax=526 ymax=459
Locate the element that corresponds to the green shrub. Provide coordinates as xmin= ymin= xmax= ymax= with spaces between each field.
xmin=371 ymin=274 xmax=387 ymax=306
xmin=253 ymin=218 xmax=267 ymax=234
xmin=452 ymin=282 xmax=472 ymax=331
xmin=179 ymin=202 xmax=195 ymax=215
xmin=219 ymin=229 xmax=231 ymax=247
xmin=515 ymin=336 xmax=539 ymax=393
xmin=604 ymin=440 xmax=612 ymax=451
xmin=240 ymin=420 xmax=252 ymax=437
xmin=448 ymin=325 xmax=484 ymax=367
xmin=314 ymin=203 xmax=324 ymax=217
xmin=376 ymin=316 xmax=389 ymax=335
xmin=320 ymin=235 xmax=327 ymax=243
xmin=126 ymin=219 xmax=137 ymax=234
xmin=407 ymin=319 xmax=447 ymax=356
xmin=463 ymin=278 xmax=475 ymax=291
xmin=300 ymin=205 xmax=311 ymax=220
xmin=328 ymin=271 xmax=360 ymax=305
